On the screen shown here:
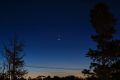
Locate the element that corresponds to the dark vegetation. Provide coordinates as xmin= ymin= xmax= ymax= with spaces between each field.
xmin=0 ymin=36 xmax=27 ymax=80
xmin=82 ymin=2 xmax=120 ymax=80
xmin=0 ymin=2 xmax=120 ymax=80
xmin=27 ymin=75 xmax=84 ymax=80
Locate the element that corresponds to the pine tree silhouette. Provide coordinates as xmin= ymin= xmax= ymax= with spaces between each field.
xmin=83 ymin=2 xmax=120 ymax=80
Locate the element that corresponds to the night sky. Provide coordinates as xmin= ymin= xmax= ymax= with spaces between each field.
xmin=0 ymin=0 xmax=120 ymax=77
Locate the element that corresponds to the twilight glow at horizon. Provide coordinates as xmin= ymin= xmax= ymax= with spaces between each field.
xmin=0 ymin=0 xmax=120 ymax=78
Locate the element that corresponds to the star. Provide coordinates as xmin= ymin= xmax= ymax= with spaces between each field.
xmin=57 ymin=33 xmax=63 ymax=41
xmin=57 ymin=38 xmax=61 ymax=41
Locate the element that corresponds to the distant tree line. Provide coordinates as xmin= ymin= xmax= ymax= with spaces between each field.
xmin=27 ymin=75 xmax=85 ymax=80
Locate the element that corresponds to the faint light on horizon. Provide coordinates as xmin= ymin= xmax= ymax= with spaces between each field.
xmin=26 ymin=71 xmax=84 ymax=78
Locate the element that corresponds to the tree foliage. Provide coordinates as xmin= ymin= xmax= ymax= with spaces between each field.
xmin=83 ymin=2 xmax=120 ymax=80
xmin=4 ymin=36 xmax=27 ymax=80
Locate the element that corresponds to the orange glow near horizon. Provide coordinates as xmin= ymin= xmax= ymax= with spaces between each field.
xmin=26 ymin=71 xmax=84 ymax=78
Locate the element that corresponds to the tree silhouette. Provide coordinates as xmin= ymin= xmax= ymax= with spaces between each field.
xmin=0 ymin=63 xmax=8 ymax=80
xmin=4 ymin=36 xmax=27 ymax=80
xmin=82 ymin=69 xmax=90 ymax=77
xmin=30 ymin=75 xmax=84 ymax=80
xmin=84 ymin=2 xmax=120 ymax=80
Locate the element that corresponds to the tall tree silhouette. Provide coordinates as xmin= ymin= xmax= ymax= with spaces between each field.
xmin=85 ymin=2 xmax=120 ymax=80
xmin=4 ymin=36 xmax=27 ymax=80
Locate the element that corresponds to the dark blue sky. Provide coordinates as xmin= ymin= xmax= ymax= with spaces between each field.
xmin=0 ymin=0 xmax=120 ymax=73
